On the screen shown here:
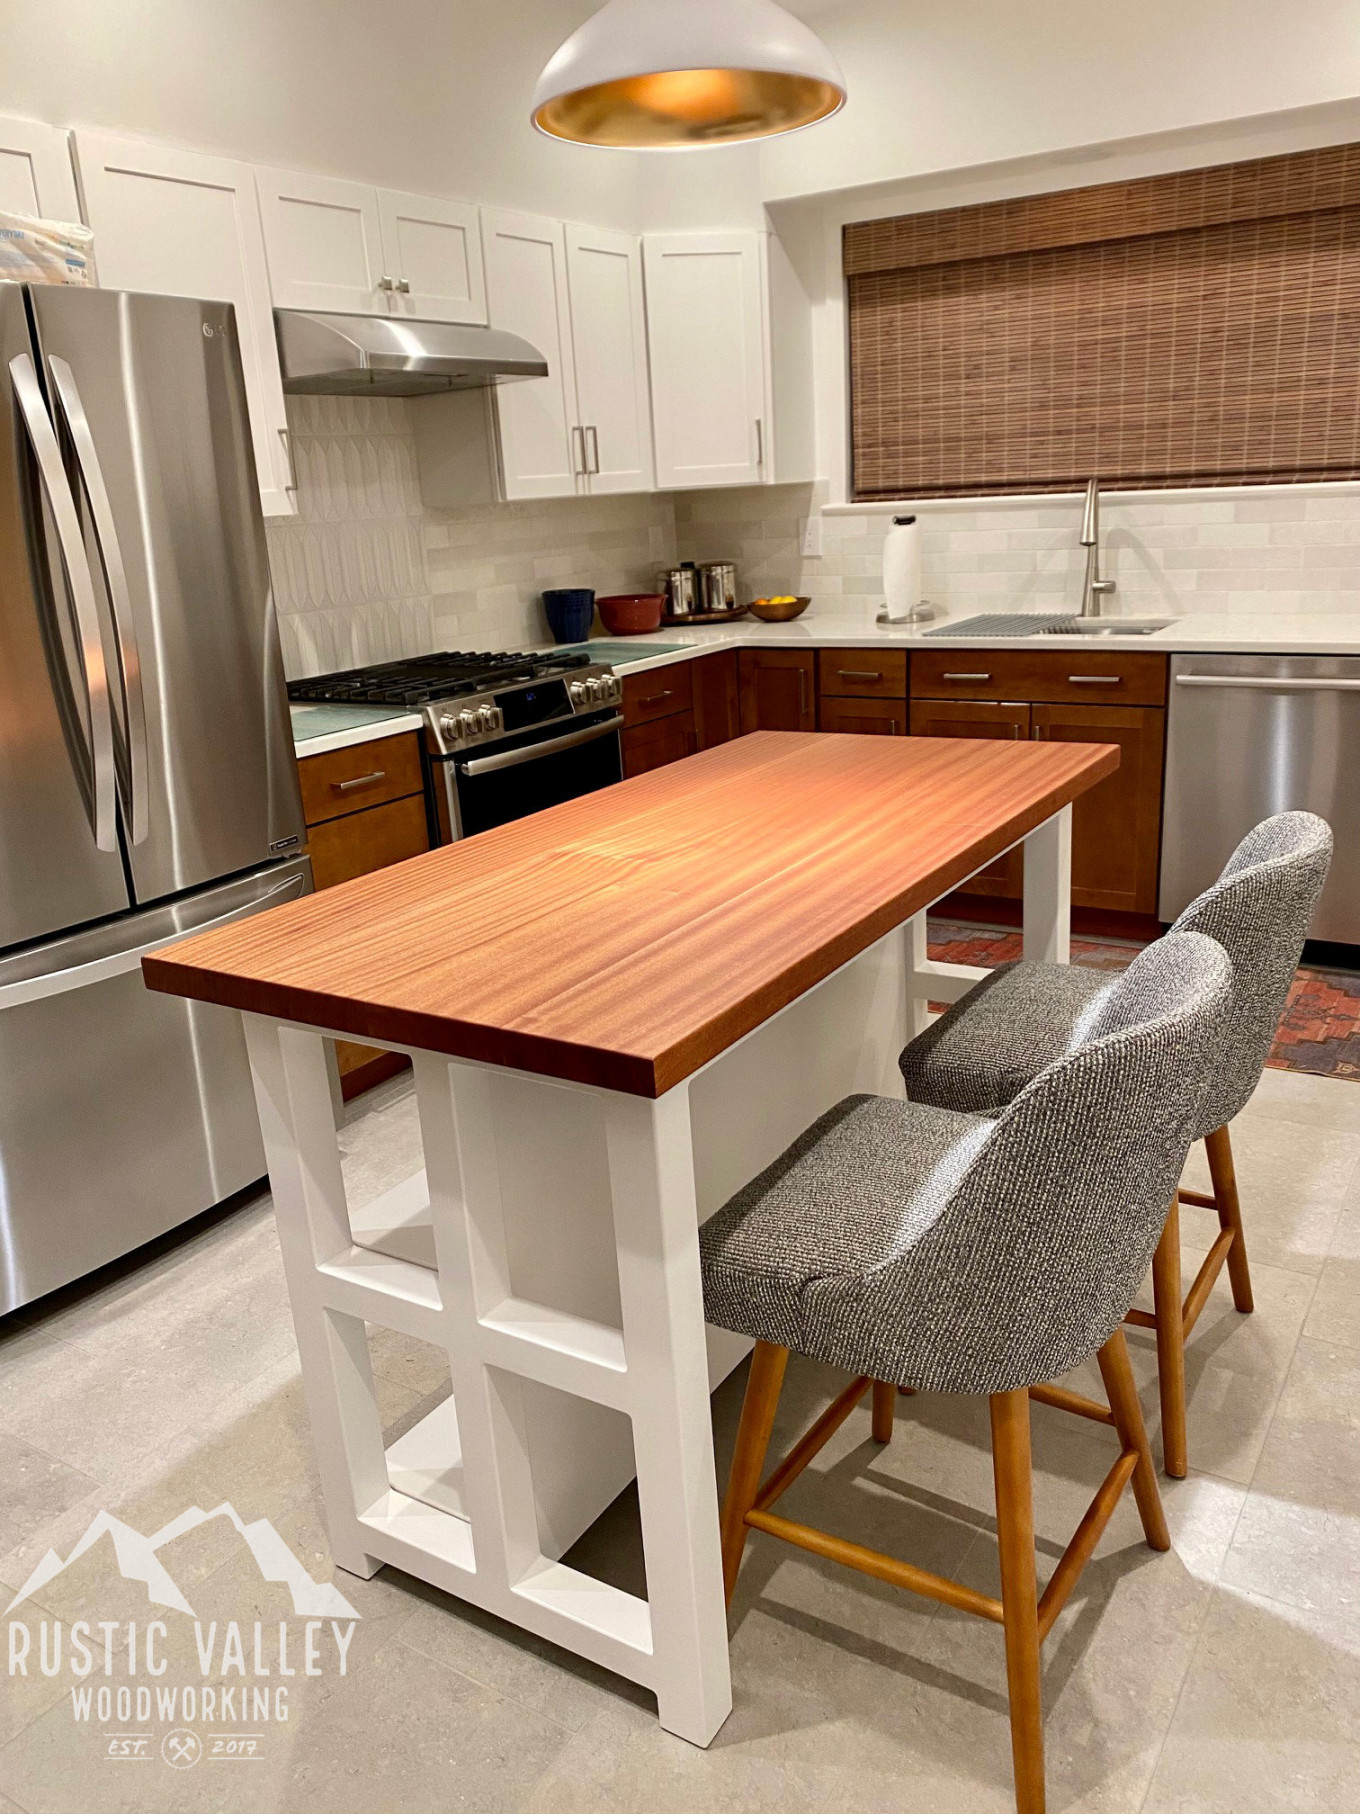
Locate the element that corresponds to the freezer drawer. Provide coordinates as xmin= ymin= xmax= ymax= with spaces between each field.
xmin=1160 ymin=654 xmax=1360 ymax=943
xmin=0 ymin=857 xmax=309 ymax=1313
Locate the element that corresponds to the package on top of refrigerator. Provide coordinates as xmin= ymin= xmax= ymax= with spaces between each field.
xmin=0 ymin=210 xmax=95 ymax=286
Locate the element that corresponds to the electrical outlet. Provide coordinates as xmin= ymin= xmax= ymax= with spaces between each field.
xmin=801 ymin=515 xmax=823 ymax=558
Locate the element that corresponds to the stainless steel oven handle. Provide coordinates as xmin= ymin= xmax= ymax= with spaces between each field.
xmin=1175 ymin=675 xmax=1360 ymax=692
xmin=10 ymin=352 xmax=118 ymax=853
xmin=459 ymin=714 xmax=625 ymax=776
xmin=47 ymin=354 xmax=150 ymax=845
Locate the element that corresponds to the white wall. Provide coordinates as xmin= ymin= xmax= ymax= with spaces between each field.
xmin=0 ymin=0 xmax=650 ymax=230
xmin=763 ymin=0 xmax=1360 ymax=202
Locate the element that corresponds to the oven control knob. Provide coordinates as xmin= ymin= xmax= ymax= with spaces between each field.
xmin=586 ymin=677 xmax=604 ymax=704
xmin=604 ymin=675 xmax=621 ymax=702
xmin=568 ymin=680 xmax=586 ymax=705
xmin=457 ymin=709 xmax=479 ymax=738
xmin=476 ymin=704 xmax=498 ymax=733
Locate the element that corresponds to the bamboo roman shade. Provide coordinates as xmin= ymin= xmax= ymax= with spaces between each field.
xmin=845 ymin=144 xmax=1360 ymax=498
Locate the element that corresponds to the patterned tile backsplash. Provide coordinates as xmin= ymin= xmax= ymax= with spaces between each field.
xmin=267 ymin=395 xmax=674 ymax=676
xmin=266 ymin=397 xmax=1360 ymax=678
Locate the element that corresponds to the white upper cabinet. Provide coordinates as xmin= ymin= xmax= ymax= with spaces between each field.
xmin=481 ymin=207 xmax=581 ymax=501
xmin=258 ymin=169 xmax=487 ymax=324
xmin=73 ymin=132 xmax=295 ymax=518
xmin=377 ymin=190 xmax=485 ymax=323
xmin=644 ymin=231 xmax=769 ymax=490
xmin=256 ymin=168 xmax=386 ymax=314
xmin=0 ymin=113 xmax=80 ymax=220
xmin=565 ymin=223 xmax=654 ymax=496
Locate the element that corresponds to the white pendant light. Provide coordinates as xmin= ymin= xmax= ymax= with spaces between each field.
xmin=531 ymin=0 xmax=847 ymax=150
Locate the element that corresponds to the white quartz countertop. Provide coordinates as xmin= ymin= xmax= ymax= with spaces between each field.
xmin=604 ymin=609 xmax=1360 ymax=674
xmin=290 ymin=609 xmax=1360 ymax=754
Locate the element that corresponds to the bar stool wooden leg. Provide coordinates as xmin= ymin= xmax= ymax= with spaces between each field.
xmin=872 ymin=1381 xmax=896 ymax=1444
xmin=720 ymin=1341 xmax=788 ymax=1604
xmin=1151 ymin=1200 xmax=1188 ymax=1479
xmin=1206 ymin=1124 xmax=1254 ymax=1314
xmin=990 ymin=1388 xmax=1045 ymax=1814
xmin=1096 ymin=1329 xmax=1170 ymax=1551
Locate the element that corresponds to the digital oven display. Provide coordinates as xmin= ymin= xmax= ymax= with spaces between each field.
xmin=494 ymin=679 xmax=572 ymax=734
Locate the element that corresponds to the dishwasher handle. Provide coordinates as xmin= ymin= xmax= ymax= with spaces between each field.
xmin=1175 ymin=675 xmax=1360 ymax=693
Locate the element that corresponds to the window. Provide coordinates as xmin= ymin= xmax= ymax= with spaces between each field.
xmin=844 ymin=143 xmax=1360 ymax=499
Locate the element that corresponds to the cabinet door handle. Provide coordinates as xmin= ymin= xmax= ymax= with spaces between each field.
xmin=638 ymin=690 xmax=674 ymax=707
xmin=334 ymin=770 xmax=387 ymax=792
xmin=942 ymin=672 xmax=992 ymax=682
xmin=1067 ymin=675 xmax=1122 ymax=685
xmin=378 ymin=275 xmax=395 ymax=291
xmin=394 ymin=277 xmax=411 ymax=294
xmin=279 ymin=426 xmax=297 ymax=490
xmin=586 ymin=424 xmax=600 ymax=474
xmin=754 ymin=416 xmax=765 ymax=469
xmin=837 ymin=668 xmax=883 ymax=681
xmin=570 ymin=425 xmax=587 ymax=476
xmin=798 ymin=668 xmax=808 ymax=716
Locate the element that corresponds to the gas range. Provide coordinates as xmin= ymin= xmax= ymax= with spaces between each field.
xmin=288 ymin=649 xmax=627 ymax=841
xmin=287 ymin=648 xmax=623 ymax=756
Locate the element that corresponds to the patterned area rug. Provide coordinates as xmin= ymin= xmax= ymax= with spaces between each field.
xmin=926 ymin=920 xmax=1360 ymax=1081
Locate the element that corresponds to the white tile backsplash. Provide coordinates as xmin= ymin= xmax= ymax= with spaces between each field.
xmin=673 ymin=482 xmax=1360 ymax=624
xmin=266 ymin=399 xmax=1360 ymax=673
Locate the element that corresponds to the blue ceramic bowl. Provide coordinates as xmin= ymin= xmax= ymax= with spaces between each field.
xmin=542 ymin=588 xmax=595 ymax=644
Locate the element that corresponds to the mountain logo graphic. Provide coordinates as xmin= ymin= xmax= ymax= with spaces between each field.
xmin=3 ymin=1503 xmax=361 ymax=1621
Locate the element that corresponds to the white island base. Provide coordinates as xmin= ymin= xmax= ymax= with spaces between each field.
xmin=242 ymin=808 xmax=1072 ymax=1748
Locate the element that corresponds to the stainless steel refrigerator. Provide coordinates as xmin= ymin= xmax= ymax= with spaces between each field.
xmin=0 ymin=283 xmax=308 ymax=1314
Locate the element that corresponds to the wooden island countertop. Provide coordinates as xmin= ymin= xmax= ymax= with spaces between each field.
xmin=143 ymin=732 xmax=1118 ymax=1098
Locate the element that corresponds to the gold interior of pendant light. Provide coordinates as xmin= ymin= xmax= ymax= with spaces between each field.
xmin=534 ymin=67 xmax=843 ymax=147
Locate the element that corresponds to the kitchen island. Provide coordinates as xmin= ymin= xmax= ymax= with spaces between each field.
xmin=144 ymin=730 xmax=1117 ymax=1745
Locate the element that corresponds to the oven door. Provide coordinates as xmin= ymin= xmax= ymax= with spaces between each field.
xmin=432 ymin=711 xmax=625 ymax=841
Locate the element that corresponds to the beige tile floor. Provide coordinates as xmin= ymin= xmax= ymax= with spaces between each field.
xmin=0 ymin=1064 xmax=1356 ymax=1812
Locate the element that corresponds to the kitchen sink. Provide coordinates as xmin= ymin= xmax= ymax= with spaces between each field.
xmin=1040 ymin=618 xmax=1173 ymax=636
xmin=925 ymin=613 xmax=1174 ymax=638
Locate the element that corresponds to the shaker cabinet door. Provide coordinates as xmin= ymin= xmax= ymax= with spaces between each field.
xmin=644 ymin=231 xmax=768 ymax=489
xmin=74 ymin=132 xmax=295 ymax=517
xmin=565 ymin=223 xmax=653 ymax=494
xmin=0 ymin=112 xmax=80 ymax=219
xmin=378 ymin=189 xmax=487 ymax=324
xmin=481 ymin=208 xmax=581 ymax=499
xmin=257 ymin=167 xmax=387 ymax=314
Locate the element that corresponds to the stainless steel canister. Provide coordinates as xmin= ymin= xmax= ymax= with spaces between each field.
xmin=658 ymin=563 xmax=700 ymax=619
xmin=697 ymin=561 xmax=739 ymax=613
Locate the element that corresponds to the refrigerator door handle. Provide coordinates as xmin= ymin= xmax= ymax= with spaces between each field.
xmin=0 ymin=867 xmax=308 ymax=1011
xmin=9 ymin=352 xmax=119 ymax=853
xmin=46 ymin=354 xmax=150 ymax=844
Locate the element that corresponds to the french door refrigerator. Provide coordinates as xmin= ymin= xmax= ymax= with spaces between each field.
xmin=0 ymin=283 xmax=307 ymax=1314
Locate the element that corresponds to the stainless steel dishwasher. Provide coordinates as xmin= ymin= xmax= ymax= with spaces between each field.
xmin=1161 ymin=653 xmax=1360 ymax=942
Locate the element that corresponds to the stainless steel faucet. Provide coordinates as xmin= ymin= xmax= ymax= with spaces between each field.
xmin=1079 ymin=477 xmax=1117 ymax=617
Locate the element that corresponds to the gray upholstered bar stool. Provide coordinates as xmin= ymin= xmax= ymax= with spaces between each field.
xmin=898 ymin=811 xmax=1332 ymax=1476
xmin=702 ymin=932 xmax=1231 ymax=1814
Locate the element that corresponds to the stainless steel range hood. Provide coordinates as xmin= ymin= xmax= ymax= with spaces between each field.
xmin=275 ymin=309 xmax=549 ymax=396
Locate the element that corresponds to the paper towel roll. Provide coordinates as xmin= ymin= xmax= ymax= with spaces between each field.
xmin=881 ymin=515 xmax=922 ymax=621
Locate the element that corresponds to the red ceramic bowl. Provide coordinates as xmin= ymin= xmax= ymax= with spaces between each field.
xmin=596 ymin=592 xmax=664 ymax=635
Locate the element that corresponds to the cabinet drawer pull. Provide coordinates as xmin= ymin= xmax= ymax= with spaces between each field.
xmin=837 ymin=668 xmax=883 ymax=681
xmin=1067 ymin=675 xmax=1123 ymax=685
xmin=942 ymin=672 xmax=992 ymax=682
xmin=638 ymin=690 xmax=674 ymax=707
xmin=334 ymin=770 xmax=387 ymax=792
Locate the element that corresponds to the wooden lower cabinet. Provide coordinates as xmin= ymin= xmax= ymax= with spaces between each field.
xmin=820 ymin=696 xmax=907 ymax=736
xmin=910 ymin=699 xmax=1028 ymax=897
xmin=692 ymin=650 xmax=741 ymax=749
xmin=297 ymin=731 xmax=431 ymax=1096
xmin=1032 ymin=702 xmax=1165 ymax=914
xmin=909 ymin=694 xmax=1165 ymax=915
xmin=307 ymin=793 xmax=431 ymax=890
xmin=738 ymin=648 xmax=816 ymax=732
xmin=622 ymin=711 xmax=697 ymax=777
